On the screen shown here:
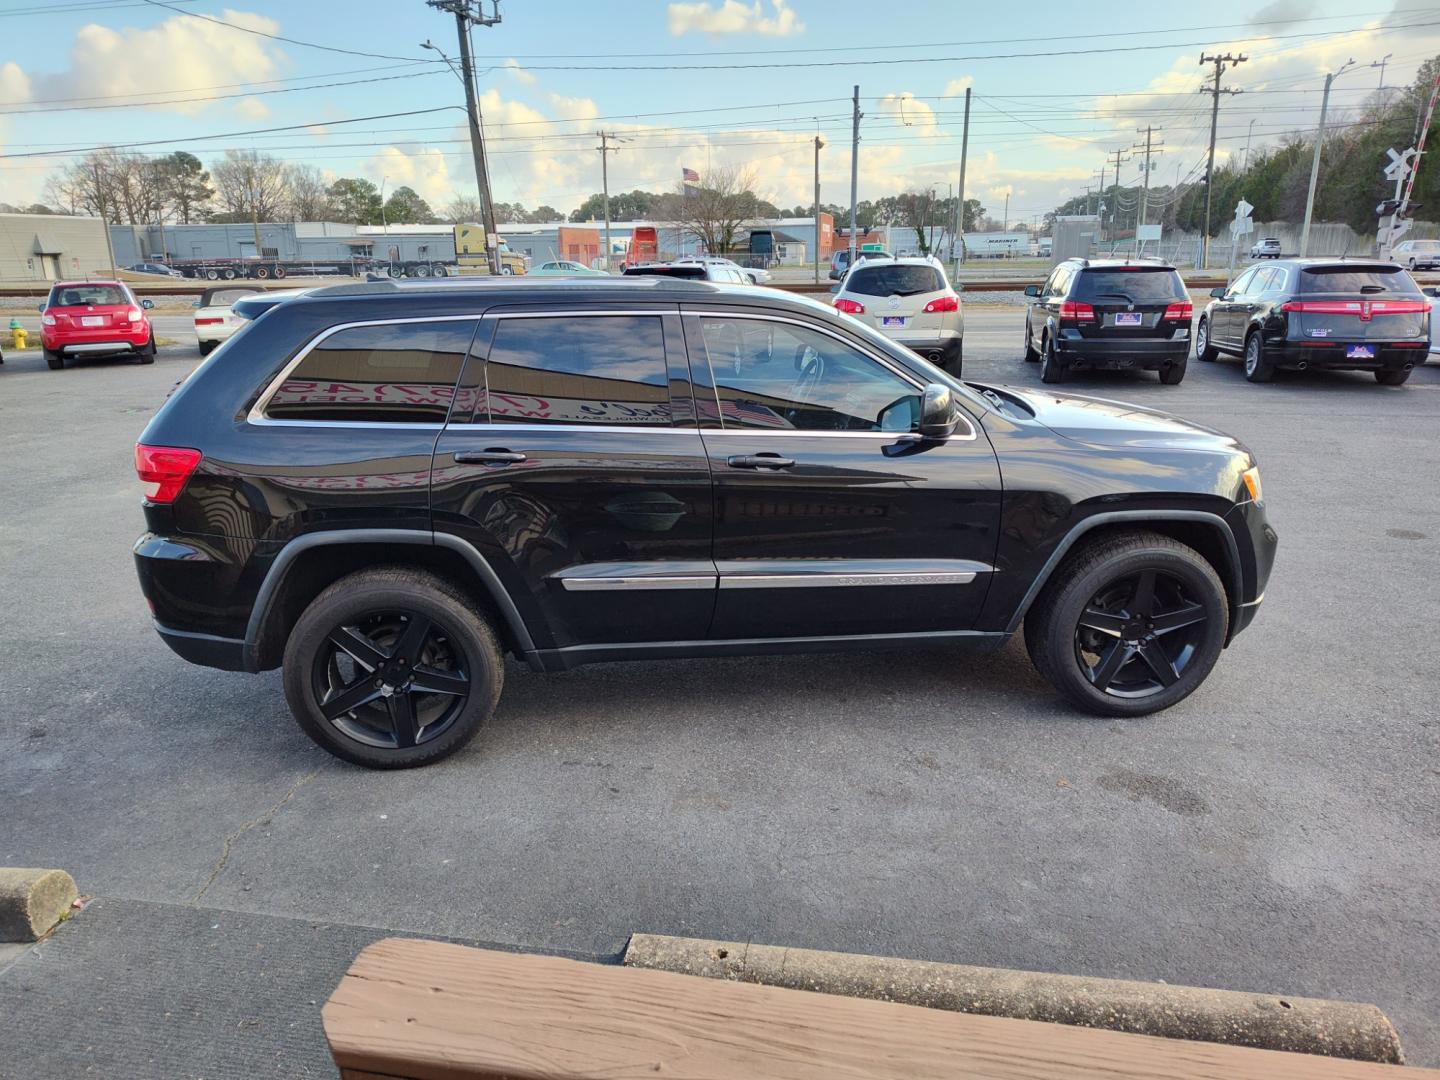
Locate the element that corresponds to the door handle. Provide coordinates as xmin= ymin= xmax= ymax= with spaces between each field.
xmin=453 ymin=448 xmax=527 ymax=465
xmin=727 ymin=453 xmax=795 ymax=470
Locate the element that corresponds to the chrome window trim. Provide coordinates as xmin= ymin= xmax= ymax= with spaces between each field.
xmin=248 ymin=313 xmax=482 ymax=427
xmin=681 ymin=308 xmax=978 ymax=442
xmin=447 ymin=422 xmax=701 ymax=436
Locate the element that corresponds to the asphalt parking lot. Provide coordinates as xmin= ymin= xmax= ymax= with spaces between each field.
xmin=2 ymin=309 xmax=1439 ymax=1076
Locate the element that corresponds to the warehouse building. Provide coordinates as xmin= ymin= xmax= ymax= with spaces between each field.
xmin=0 ymin=213 xmax=113 ymax=281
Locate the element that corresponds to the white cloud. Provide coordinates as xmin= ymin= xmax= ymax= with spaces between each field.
xmin=0 ymin=61 xmax=32 ymax=105
xmin=666 ymin=0 xmax=803 ymax=37
xmin=367 ymin=147 xmax=454 ymax=208
xmin=877 ymin=92 xmax=942 ymax=139
xmin=942 ymin=76 xmax=973 ymax=98
xmin=502 ymin=58 xmax=536 ymax=86
xmin=234 ymin=97 xmax=270 ymax=120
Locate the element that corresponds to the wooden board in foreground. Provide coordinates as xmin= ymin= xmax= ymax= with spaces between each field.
xmin=323 ymin=938 xmax=1438 ymax=1080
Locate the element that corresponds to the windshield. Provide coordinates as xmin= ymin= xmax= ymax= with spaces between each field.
xmin=48 ymin=284 xmax=128 ymax=307
xmin=1072 ymin=268 xmax=1185 ymax=302
xmin=1300 ymin=266 xmax=1420 ymax=295
xmin=202 ymin=288 xmax=259 ymax=307
xmin=846 ymin=264 xmax=945 ymax=297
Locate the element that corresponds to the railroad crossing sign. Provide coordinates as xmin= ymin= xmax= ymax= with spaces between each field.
xmin=1384 ymin=147 xmax=1417 ymax=183
xmin=1231 ymin=199 xmax=1254 ymax=237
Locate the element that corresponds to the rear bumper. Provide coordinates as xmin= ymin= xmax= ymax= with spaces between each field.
xmin=154 ymin=622 xmax=248 ymax=671
xmin=1056 ymin=332 xmax=1190 ymax=369
xmin=1271 ymin=341 xmax=1426 ymax=371
xmin=44 ymin=327 xmax=150 ymax=353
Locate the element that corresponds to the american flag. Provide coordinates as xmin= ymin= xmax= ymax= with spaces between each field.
xmin=682 ymin=167 xmax=700 ymax=183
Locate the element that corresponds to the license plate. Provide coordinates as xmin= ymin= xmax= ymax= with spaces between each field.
xmin=1346 ymin=344 xmax=1375 ymax=359
xmin=1113 ymin=312 xmax=1142 ymax=326
xmin=881 ymin=316 xmax=906 ymax=328
xmin=82 ymin=316 xmax=104 ymax=326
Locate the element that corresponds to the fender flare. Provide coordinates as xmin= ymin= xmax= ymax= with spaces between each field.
xmin=242 ymin=528 xmax=535 ymax=671
xmin=1002 ymin=509 xmax=1243 ymax=636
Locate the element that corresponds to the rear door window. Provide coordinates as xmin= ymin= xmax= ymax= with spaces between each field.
xmin=483 ymin=315 xmax=673 ymax=426
xmin=264 ymin=319 xmax=477 ymax=424
xmin=1300 ymin=266 xmax=1421 ymax=295
xmin=846 ymin=264 xmax=944 ymax=297
xmin=1072 ymin=268 xmax=1185 ymax=302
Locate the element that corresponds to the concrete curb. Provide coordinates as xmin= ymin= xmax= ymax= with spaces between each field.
xmin=623 ymin=934 xmax=1403 ymax=1064
xmin=0 ymin=868 xmax=78 ymax=942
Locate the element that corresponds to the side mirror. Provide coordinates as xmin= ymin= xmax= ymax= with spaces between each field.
xmin=829 ymin=283 xmax=840 ymax=294
xmin=191 ymin=299 xmax=201 ymax=308
xmin=1422 ymin=286 xmax=1439 ymax=298
xmin=1023 ymin=284 xmax=1041 ymax=298
xmin=918 ymin=383 xmax=959 ymax=439
xmin=141 ymin=298 xmax=154 ymax=310
xmin=1210 ymin=287 xmax=1226 ymax=299
xmin=37 ymin=302 xmax=45 ymax=313
xmin=954 ymin=282 xmax=965 ymax=292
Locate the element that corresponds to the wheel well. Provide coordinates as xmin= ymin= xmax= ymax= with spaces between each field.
xmin=1057 ymin=520 xmax=1237 ymax=614
xmin=252 ymin=542 xmax=522 ymax=670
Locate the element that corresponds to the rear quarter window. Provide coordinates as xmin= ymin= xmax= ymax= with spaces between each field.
xmin=1300 ymin=266 xmax=1421 ymax=295
xmin=263 ymin=319 xmax=478 ymax=424
xmin=846 ymin=264 xmax=945 ymax=297
xmin=1073 ymin=269 xmax=1186 ymax=302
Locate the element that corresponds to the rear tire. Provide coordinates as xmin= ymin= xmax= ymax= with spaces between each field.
xmin=137 ymin=335 xmax=156 ymax=364
xmin=1024 ymin=530 xmax=1229 ymax=717
xmin=1243 ymin=331 xmax=1274 ymax=383
xmin=199 ymin=340 xmax=217 ymax=356
xmin=1159 ymin=357 xmax=1186 ymax=384
xmin=1375 ymin=368 xmax=1411 ymax=385
xmin=1040 ymin=334 xmax=1065 ymax=384
xmin=282 ymin=568 xmax=503 ymax=769
xmin=1195 ymin=316 xmax=1218 ymax=361
xmin=44 ymin=348 xmax=63 ymax=370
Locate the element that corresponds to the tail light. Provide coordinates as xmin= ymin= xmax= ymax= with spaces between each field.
xmin=195 ymin=317 xmax=224 ymax=326
xmin=834 ymin=298 xmax=865 ymax=315
xmin=135 ymin=444 xmax=201 ymax=504
xmin=41 ymin=314 xmax=56 ymax=326
xmin=1059 ymin=300 xmax=1095 ymax=321
xmin=922 ymin=295 xmax=959 ymax=313
xmin=1162 ymin=301 xmax=1193 ymax=320
xmin=119 ymin=307 xmax=144 ymax=323
xmin=1392 ymin=341 xmax=1427 ymax=348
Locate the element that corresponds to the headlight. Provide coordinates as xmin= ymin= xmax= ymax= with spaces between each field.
xmin=1241 ymin=465 xmax=1263 ymax=504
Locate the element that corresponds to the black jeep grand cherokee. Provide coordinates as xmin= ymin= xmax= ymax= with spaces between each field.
xmin=134 ymin=277 xmax=1276 ymax=768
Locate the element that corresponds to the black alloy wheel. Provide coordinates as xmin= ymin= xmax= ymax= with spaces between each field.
xmin=283 ymin=568 xmax=503 ymax=768
xmin=1073 ymin=568 xmax=1207 ymax=699
xmin=312 ymin=610 xmax=470 ymax=750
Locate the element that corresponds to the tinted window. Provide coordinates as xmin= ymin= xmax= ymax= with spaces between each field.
xmin=697 ymin=317 xmax=919 ymax=433
xmin=265 ymin=320 xmax=476 ymax=423
xmin=1300 ymin=266 xmax=1421 ymax=295
xmin=1072 ymin=268 xmax=1185 ymax=301
xmin=202 ymin=287 xmax=260 ymax=307
xmin=624 ymin=265 xmax=706 ymax=279
xmin=846 ymin=264 xmax=945 ymax=297
xmin=49 ymin=284 xmax=128 ymax=307
xmin=1229 ymin=268 xmax=1259 ymax=296
xmin=484 ymin=315 xmax=671 ymax=426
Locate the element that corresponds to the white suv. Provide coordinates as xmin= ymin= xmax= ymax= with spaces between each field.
xmin=1249 ymin=237 xmax=1282 ymax=259
xmin=832 ymin=256 xmax=964 ymax=374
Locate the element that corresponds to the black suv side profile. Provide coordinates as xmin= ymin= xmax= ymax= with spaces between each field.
xmin=1195 ymin=259 xmax=1430 ymax=384
xmin=1023 ymin=259 xmax=1193 ymax=385
xmin=134 ymin=277 xmax=1276 ymax=768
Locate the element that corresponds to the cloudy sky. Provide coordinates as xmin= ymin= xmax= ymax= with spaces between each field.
xmin=1 ymin=0 xmax=1437 ymax=223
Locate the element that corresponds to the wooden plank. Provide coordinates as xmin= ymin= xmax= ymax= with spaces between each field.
xmin=323 ymin=938 xmax=1440 ymax=1080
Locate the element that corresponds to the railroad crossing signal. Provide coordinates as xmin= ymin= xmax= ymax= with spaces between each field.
xmin=1384 ymin=147 xmax=1417 ymax=183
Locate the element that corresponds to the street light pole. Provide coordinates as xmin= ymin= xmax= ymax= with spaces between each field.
xmin=380 ymin=176 xmax=389 ymax=235
xmin=954 ymin=86 xmax=970 ymax=272
xmin=1299 ymin=59 xmax=1355 ymax=257
xmin=848 ymin=84 xmax=861 ymax=270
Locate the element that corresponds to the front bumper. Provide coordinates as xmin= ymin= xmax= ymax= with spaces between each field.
xmin=1223 ymin=499 xmax=1278 ymax=642
xmin=1056 ymin=332 xmax=1190 ymax=370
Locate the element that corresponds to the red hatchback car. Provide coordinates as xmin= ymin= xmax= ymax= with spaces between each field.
xmin=40 ymin=280 xmax=156 ymax=369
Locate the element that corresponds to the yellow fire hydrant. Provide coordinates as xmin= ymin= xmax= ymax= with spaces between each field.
xmin=9 ymin=318 xmax=26 ymax=350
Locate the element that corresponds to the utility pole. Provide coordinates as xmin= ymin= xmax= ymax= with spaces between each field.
xmin=1132 ymin=126 xmax=1164 ymax=255
xmin=596 ymin=131 xmax=626 ymax=270
xmin=1002 ymin=191 xmax=1009 ymax=233
xmin=1300 ymin=60 xmax=1355 ymax=257
xmin=1102 ymin=147 xmax=1129 ymax=245
xmin=849 ymin=84 xmax=861 ymax=269
xmin=427 ymin=0 xmax=503 ymax=274
xmin=91 ymin=160 xmax=117 ymax=274
xmin=1199 ymin=51 xmax=1247 ymax=268
xmin=953 ymin=86 xmax=971 ymax=271
xmin=813 ymin=134 xmax=824 ymax=283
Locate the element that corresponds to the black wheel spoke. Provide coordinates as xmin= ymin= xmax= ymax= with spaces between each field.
xmin=321 ymin=677 xmax=384 ymax=720
xmin=1129 ymin=569 xmax=1157 ymax=618
xmin=1137 ymin=640 xmax=1180 ymax=686
xmin=387 ymin=693 xmax=419 ymax=748
xmin=1078 ymin=607 xmax=1126 ymax=638
xmin=1151 ymin=602 xmax=1206 ymax=635
xmin=409 ymin=666 xmax=469 ymax=697
xmin=328 ymin=626 xmax=388 ymax=670
xmin=391 ymin=614 xmax=432 ymax=666
xmin=1088 ymin=642 xmax=1135 ymax=691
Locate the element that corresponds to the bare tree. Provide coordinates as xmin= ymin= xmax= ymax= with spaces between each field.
xmin=441 ymin=194 xmax=484 ymax=223
xmin=657 ymin=165 xmax=760 ymax=254
xmin=211 ymin=150 xmax=290 ymax=222
xmin=43 ymin=150 xmax=155 ymax=224
xmin=284 ymin=164 xmax=333 ymax=221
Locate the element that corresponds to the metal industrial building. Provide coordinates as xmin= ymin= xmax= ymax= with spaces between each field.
xmin=0 ymin=213 xmax=113 ymax=281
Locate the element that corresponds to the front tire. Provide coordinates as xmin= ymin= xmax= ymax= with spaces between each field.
xmin=1024 ymin=530 xmax=1229 ymax=717
xmin=1195 ymin=316 xmax=1218 ymax=361
xmin=1040 ymin=333 xmax=1065 ymax=384
xmin=282 ymin=568 xmax=503 ymax=769
xmin=1243 ymin=331 xmax=1274 ymax=383
xmin=1023 ymin=317 xmax=1040 ymax=362
xmin=1376 ymin=368 xmax=1411 ymax=385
